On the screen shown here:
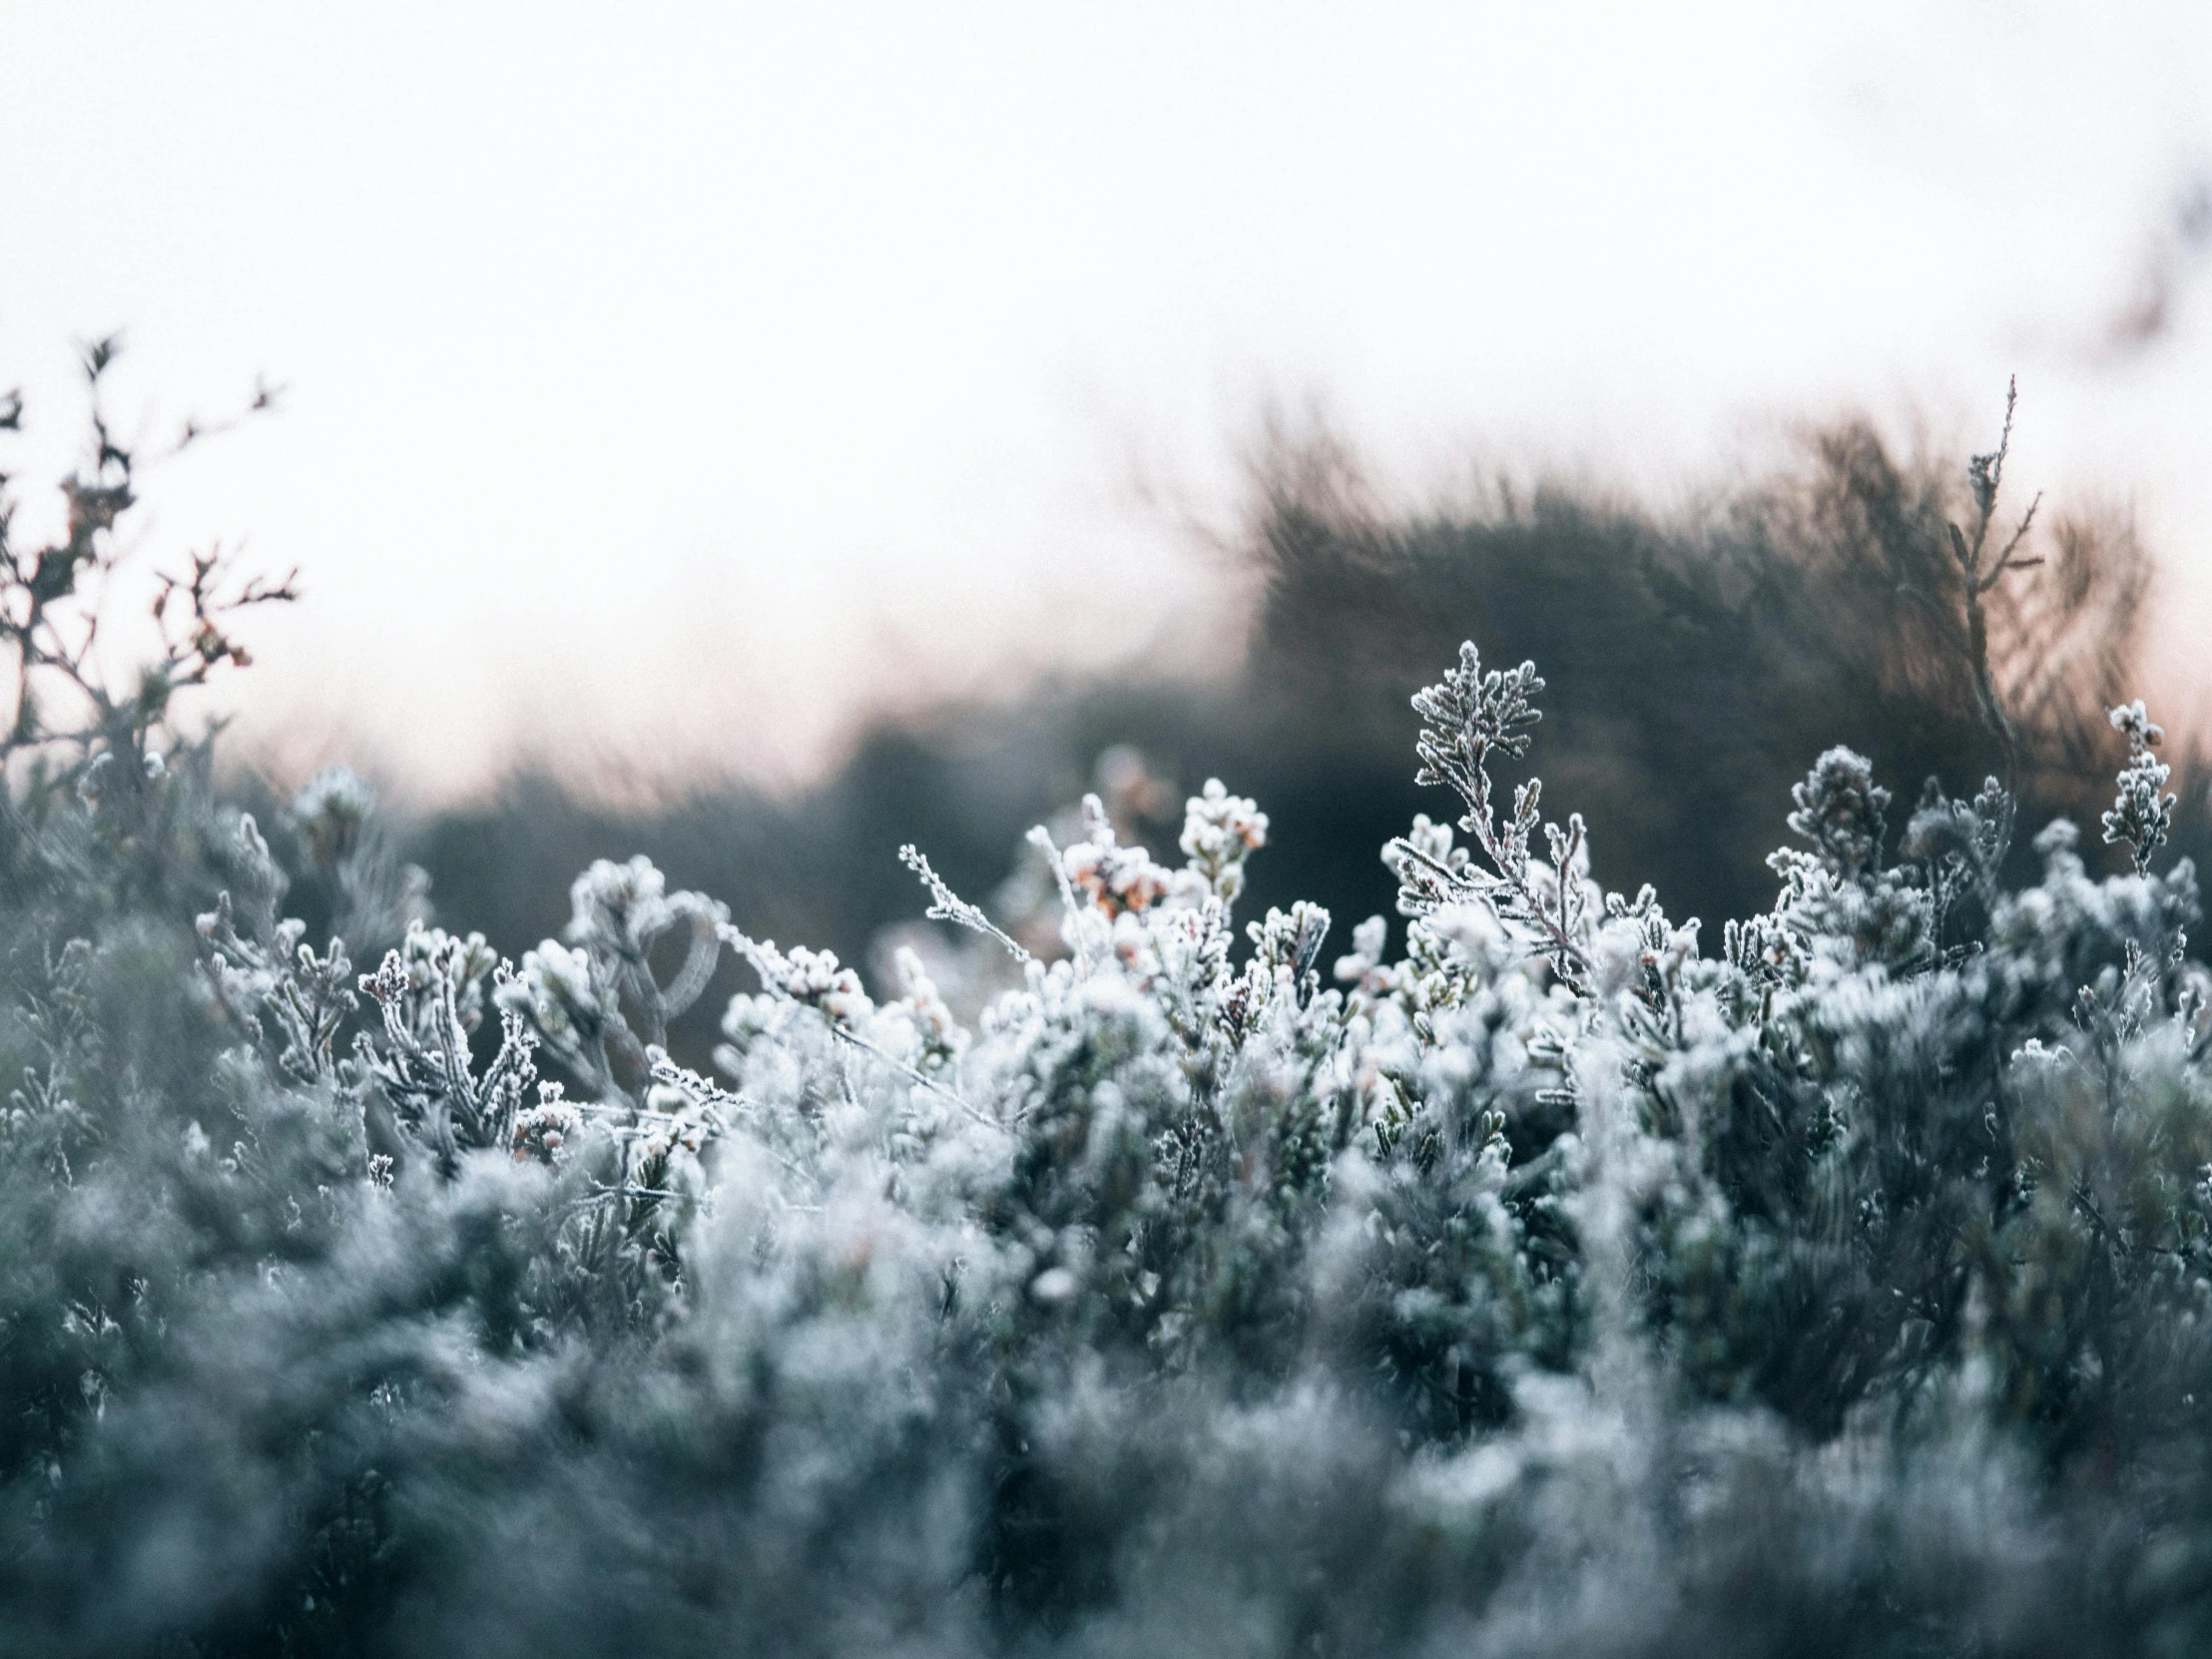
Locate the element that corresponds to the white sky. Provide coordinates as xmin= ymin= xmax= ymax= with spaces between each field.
xmin=2 ymin=2 xmax=2210 ymax=800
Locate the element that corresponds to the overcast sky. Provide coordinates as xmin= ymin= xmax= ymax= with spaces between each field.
xmin=3 ymin=2 xmax=2210 ymax=800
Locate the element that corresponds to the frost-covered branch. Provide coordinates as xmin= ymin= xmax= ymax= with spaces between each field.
xmin=2102 ymin=698 xmax=2176 ymax=874
xmin=1387 ymin=643 xmax=1595 ymax=991
xmin=899 ymin=842 xmax=1031 ymax=962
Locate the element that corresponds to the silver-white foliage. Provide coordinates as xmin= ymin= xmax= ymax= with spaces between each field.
xmin=10 ymin=637 xmax=2212 ymax=1656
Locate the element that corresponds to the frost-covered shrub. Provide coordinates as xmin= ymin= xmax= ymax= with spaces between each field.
xmin=416 ymin=395 xmax=2171 ymax=1027
xmin=10 ymin=371 xmax=2212 ymax=1655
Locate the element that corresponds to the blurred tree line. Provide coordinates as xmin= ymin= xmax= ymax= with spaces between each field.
xmin=404 ymin=414 xmax=2188 ymax=1063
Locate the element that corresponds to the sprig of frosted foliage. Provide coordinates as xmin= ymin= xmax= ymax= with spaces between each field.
xmin=1178 ymin=777 xmax=1269 ymax=902
xmin=722 ymin=928 xmax=871 ymax=1028
xmin=1387 ymin=644 xmax=1696 ymax=1012
xmin=195 ymin=816 xmax=355 ymax=1087
xmin=899 ymin=842 xmax=1032 ymax=961
xmin=1784 ymin=746 xmax=1890 ymax=876
xmin=288 ymin=765 xmax=376 ymax=861
xmin=29 ymin=603 xmax=2212 ymax=1654
xmin=491 ymin=854 xmax=727 ymax=1104
xmin=24 ymin=375 xmax=2212 ymax=1651
xmin=1061 ymin=793 xmax=1176 ymax=917
xmin=2103 ymin=698 xmax=2176 ymax=875
xmin=286 ymin=767 xmax=431 ymax=951
xmin=1389 ymin=647 xmax=1596 ymax=984
xmin=357 ymin=920 xmax=537 ymax=1164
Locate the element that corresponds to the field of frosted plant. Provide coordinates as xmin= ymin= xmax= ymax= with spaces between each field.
xmin=9 ymin=352 xmax=2212 ymax=1657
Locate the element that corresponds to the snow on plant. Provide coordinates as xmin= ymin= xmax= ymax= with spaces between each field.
xmin=12 ymin=373 xmax=2212 ymax=1654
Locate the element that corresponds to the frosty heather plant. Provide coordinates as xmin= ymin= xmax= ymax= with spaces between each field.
xmin=1390 ymin=646 xmax=1600 ymax=993
xmin=286 ymin=765 xmax=428 ymax=953
xmin=1059 ymin=792 xmax=1176 ymax=918
xmin=727 ymin=933 xmax=872 ymax=1028
xmin=358 ymin=921 xmax=538 ymax=1166
xmin=16 ymin=366 xmax=2212 ymax=1656
xmin=489 ymin=854 xmax=726 ymax=1108
xmin=1946 ymin=375 xmax=2047 ymax=797
xmin=1177 ymin=776 xmax=1269 ymax=903
xmin=885 ymin=942 xmax=966 ymax=1075
xmin=2103 ymin=696 xmax=2176 ymax=874
xmin=1783 ymin=745 xmax=1891 ymax=877
xmin=508 ymin=1083 xmax=584 ymax=1164
xmin=288 ymin=764 xmax=377 ymax=864
xmin=196 ymin=816 xmax=357 ymax=1088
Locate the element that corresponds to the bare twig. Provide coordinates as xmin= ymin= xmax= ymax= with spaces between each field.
xmin=1943 ymin=377 xmax=2049 ymax=809
xmin=0 ymin=341 xmax=288 ymax=790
